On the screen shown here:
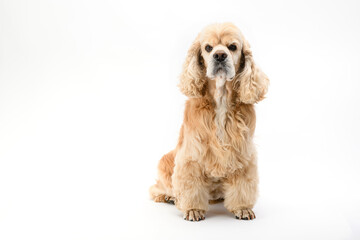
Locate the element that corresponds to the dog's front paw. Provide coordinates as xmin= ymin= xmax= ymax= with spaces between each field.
xmin=234 ymin=209 xmax=256 ymax=220
xmin=183 ymin=209 xmax=205 ymax=221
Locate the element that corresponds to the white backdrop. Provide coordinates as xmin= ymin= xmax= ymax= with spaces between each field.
xmin=1 ymin=0 xmax=360 ymax=239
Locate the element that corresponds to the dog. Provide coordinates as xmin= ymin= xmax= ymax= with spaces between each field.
xmin=149 ymin=23 xmax=269 ymax=221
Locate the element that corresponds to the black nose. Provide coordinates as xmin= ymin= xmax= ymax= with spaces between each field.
xmin=213 ymin=51 xmax=227 ymax=62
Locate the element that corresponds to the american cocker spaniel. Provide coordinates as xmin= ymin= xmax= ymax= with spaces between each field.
xmin=149 ymin=23 xmax=269 ymax=221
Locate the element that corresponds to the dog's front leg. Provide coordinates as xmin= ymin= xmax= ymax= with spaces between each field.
xmin=223 ymin=162 xmax=258 ymax=220
xmin=172 ymin=160 xmax=209 ymax=221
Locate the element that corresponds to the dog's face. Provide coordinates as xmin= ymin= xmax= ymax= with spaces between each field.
xmin=198 ymin=24 xmax=242 ymax=82
xmin=179 ymin=23 xmax=269 ymax=104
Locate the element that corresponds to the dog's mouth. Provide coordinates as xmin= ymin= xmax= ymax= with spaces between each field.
xmin=213 ymin=61 xmax=226 ymax=70
xmin=211 ymin=62 xmax=235 ymax=81
xmin=215 ymin=67 xmax=225 ymax=74
xmin=206 ymin=59 xmax=235 ymax=81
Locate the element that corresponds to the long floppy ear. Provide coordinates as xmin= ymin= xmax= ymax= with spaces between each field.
xmin=234 ymin=39 xmax=269 ymax=104
xmin=178 ymin=36 xmax=206 ymax=97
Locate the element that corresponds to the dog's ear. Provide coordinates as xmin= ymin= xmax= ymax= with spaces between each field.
xmin=233 ymin=38 xmax=269 ymax=104
xmin=178 ymin=36 xmax=206 ymax=97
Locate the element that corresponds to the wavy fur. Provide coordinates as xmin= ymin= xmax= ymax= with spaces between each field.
xmin=150 ymin=23 xmax=269 ymax=221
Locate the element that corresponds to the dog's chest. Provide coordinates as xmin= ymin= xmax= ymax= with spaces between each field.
xmin=214 ymin=84 xmax=229 ymax=143
xmin=204 ymin=86 xmax=249 ymax=177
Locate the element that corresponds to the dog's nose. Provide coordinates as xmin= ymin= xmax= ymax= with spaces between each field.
xmin=213 ymin=51 xmax=227 ymax=62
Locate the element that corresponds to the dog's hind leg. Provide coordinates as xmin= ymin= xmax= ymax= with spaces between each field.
xmin=149 ymin=151 xmax=176 ymax=204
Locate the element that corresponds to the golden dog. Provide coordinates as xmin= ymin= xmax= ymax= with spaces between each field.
xmin=150 ymin=23 xmax=269 ymax=221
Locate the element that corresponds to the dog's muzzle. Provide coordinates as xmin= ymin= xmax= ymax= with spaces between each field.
xmin=206 ymin=50 xmax=235 ymax=81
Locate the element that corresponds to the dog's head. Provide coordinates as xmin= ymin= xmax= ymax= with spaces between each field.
xmin=179 ymin=23 xmax=269 ymax=104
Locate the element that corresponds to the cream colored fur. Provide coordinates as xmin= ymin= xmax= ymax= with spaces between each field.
xmin=149 ymin=23 xmax=269 ymax=221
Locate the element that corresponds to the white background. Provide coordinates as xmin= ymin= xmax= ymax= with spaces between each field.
xmin=1 ymin=0 xmax=360 ymax=239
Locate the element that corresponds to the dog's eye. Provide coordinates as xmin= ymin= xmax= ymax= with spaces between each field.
xmin=228 ymin=44 xmax=237 ymax=51
xmin=205 ymin=45 xmax=213 ymax=52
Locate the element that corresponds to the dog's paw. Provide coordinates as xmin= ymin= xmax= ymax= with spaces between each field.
xmin=153 ymin=194 xmax=175 ymax=204
xmin=164 ymin=196 xmax=175 ymax=205
xmin=153 ymin=194 xmax=166 ymax=203
xmin=183 ymin=209 xmax=205 ymax=221
xmin=234 ymin=209 xmax=256 ymax=220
